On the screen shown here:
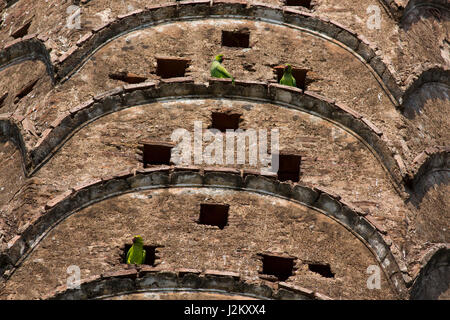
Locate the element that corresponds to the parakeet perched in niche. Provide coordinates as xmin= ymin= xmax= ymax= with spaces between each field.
xmin=280 ymin=64 xmax=296 ymax=87
xmin=126 ymin=235 xmax=146 ymax=265
xmin=210 ymin=54 xmax=235 ymax=84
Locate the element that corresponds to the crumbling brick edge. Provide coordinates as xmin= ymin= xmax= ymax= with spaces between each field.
xmin=1 ymin=1 xmax=424 ymax=104
xmin=41 ymin=266 xmax=332 ymax=300
xmin=1 ymin=167 xmax=408 ymax=298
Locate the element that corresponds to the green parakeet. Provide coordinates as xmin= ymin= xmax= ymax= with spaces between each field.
xmin=280 ymin=64 xmax=296 ymax=87
xmin=126 ymin=235 xmax=146 ymax=265
xmin=210 ymin=54 xmax=235 ymax=85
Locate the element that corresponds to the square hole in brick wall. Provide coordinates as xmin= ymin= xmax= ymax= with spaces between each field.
xmin=142 ymin=142 xmax=174 ymax=167
xmin=122 ymin=244 xmax=159 ymax=266
xmin=284 ymin=0 xmax=313 ymax=9
xmin=156 ymin=57 xmax=190 ymax=79
xmin=14 ymin=79 xmax=38 ymax=104
xmin=221 ymin=29 xmax=250 ymax=48
xmin=308 ymin=263 xmax=335 ymax=278
xmin=11 ymin=19 xmax=32 ymax=39
xmin=0 ymin=92 xmax=7 ymax=109
xmin=274 ymin=66 xmax=309 ymax=90
xmin=210 ymin=112 xmax=241 ymax=132
xmin=278 ymin=154 xmax=301 ymax=182
xmin=260 ymin=254 xmax=296 ymax=281
xmin=199 ymin=203 xmax=229 ymax=229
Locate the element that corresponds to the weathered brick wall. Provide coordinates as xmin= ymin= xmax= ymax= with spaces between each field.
xmin=1 ymin=186 xmax=399 ymax=299
xmin=0 ymin=0 xmax=447 ymax=300
xmin=410 ymin=245 xmax=450 ymax=300
xmin=0 ymin=6 xmax=445 ymax=176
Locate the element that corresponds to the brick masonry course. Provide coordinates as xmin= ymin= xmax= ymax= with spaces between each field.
xmin=0 ymin=167 xmax=407 ymax=298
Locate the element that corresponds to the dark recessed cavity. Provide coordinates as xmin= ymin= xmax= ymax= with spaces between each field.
xmin=221 ymin=30 xmax=250 ymax=48
xmin=14 ymin=79 xmax=38 ymax=103
xmin=210 ymin=112 xmax=241 ymax=132
xmin=284 ymin=0 xmax=313 ymax=9
xmin=308 ymin=263 xmax=335 ymax=278
xmin=260 ymin=254 xmax=296 ymax=281
xmin=274 ymin=66 xmax=309 ymax=90
xmin=278 ymin=154 xmax=301 ymax=182
xmin=156 ymin=57 xmax=190 ymax=79
xmin=142 ymin=142 xmax=174 ymax=167
xmin=199 ymin=203 xmax=229 ymax=229
xmin=11 ymin=20 xmax=32 ymax=39
xmin=122 ymin=244 xmax=158 ymax=266
xmin=0 ymin=92 xmax=8 ymax=108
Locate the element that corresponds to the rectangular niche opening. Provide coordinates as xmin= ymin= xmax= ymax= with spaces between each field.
xmin=199 ymin=203 xmax=229 ymax=229
xmin=122 ymin=244 xmax=159 ymax=266
xmin=142 ymin=141 xmax=174 ymax=167
xmin=0 ymin=92 xmax=7 ymax=108
xmin=274 ymin=66 xmax=309 ymax=90
xmin=156 ymin=56 xmax=190 ymax=79
xmin=14 ymin=79 xmax=38 ymax=103
xmin=278 ymin=154 xmax=301 ymax=183
xmin=260 ymin=254 xmax=296 ymax=281
xmin=210 ymin=112 xmax=241 ymax=132
xmin=308 ymin=263 xmax=335 ymax=278
xmin=11 ymin=19 xmax=32 ymax=39
xmin=284 ymin=0 xmax=313 ymax=9
xmin=221 ymin=30 xmax=250 ymax=48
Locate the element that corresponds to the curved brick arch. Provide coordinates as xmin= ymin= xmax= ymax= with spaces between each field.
xmin=401 ymin=67 xmax=450 ymax=118
xmin=19 ymin=79 xmax=403 ymax=190
xmin=378 ymin=0 xmax=450 ymax=21
xmin=402 ymin=0 xmax=450 ymax=24
xmin=0 ymin=36 xmax=54 ymax=83
xmin=0 ymin=114 xmax=29 ymax=172
xmin=410 ymin=244 xmax=450 ymax=300
xmin=0 ymin=1 xmax=403 ymax=105
xmin=407 ymin=146 xmax=450 ymax=206
xmin=44 ymin=267 xmax=331 ymax=300
xmin=1 ymin=167 xmax=408 ymax=297
xmin=377 ymin=0 xmax=405 ymax=20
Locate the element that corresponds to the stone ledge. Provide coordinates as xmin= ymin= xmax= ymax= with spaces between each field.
xmin=204 ymin=270 xmax=240 ymax=279
xmin=102 ymin=269 xmax=138 ymax=279
xmin=44 ymin=189 xmax=73 ymax=210
xmin=278 ymin=282 xmax=314 ymax=298
xmin=76 ymin=32 xmax=93 ymax=47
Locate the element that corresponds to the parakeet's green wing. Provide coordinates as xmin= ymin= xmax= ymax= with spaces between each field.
xmin=215 ymin=64 xmax=232 ymax=78
xmin=211 ymin=61 xmax=233 ymax=80
xmin=126 ymin=247 xmax=132 ymax=263
xmin=280 ymin=73 xmax=296 ymax=87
